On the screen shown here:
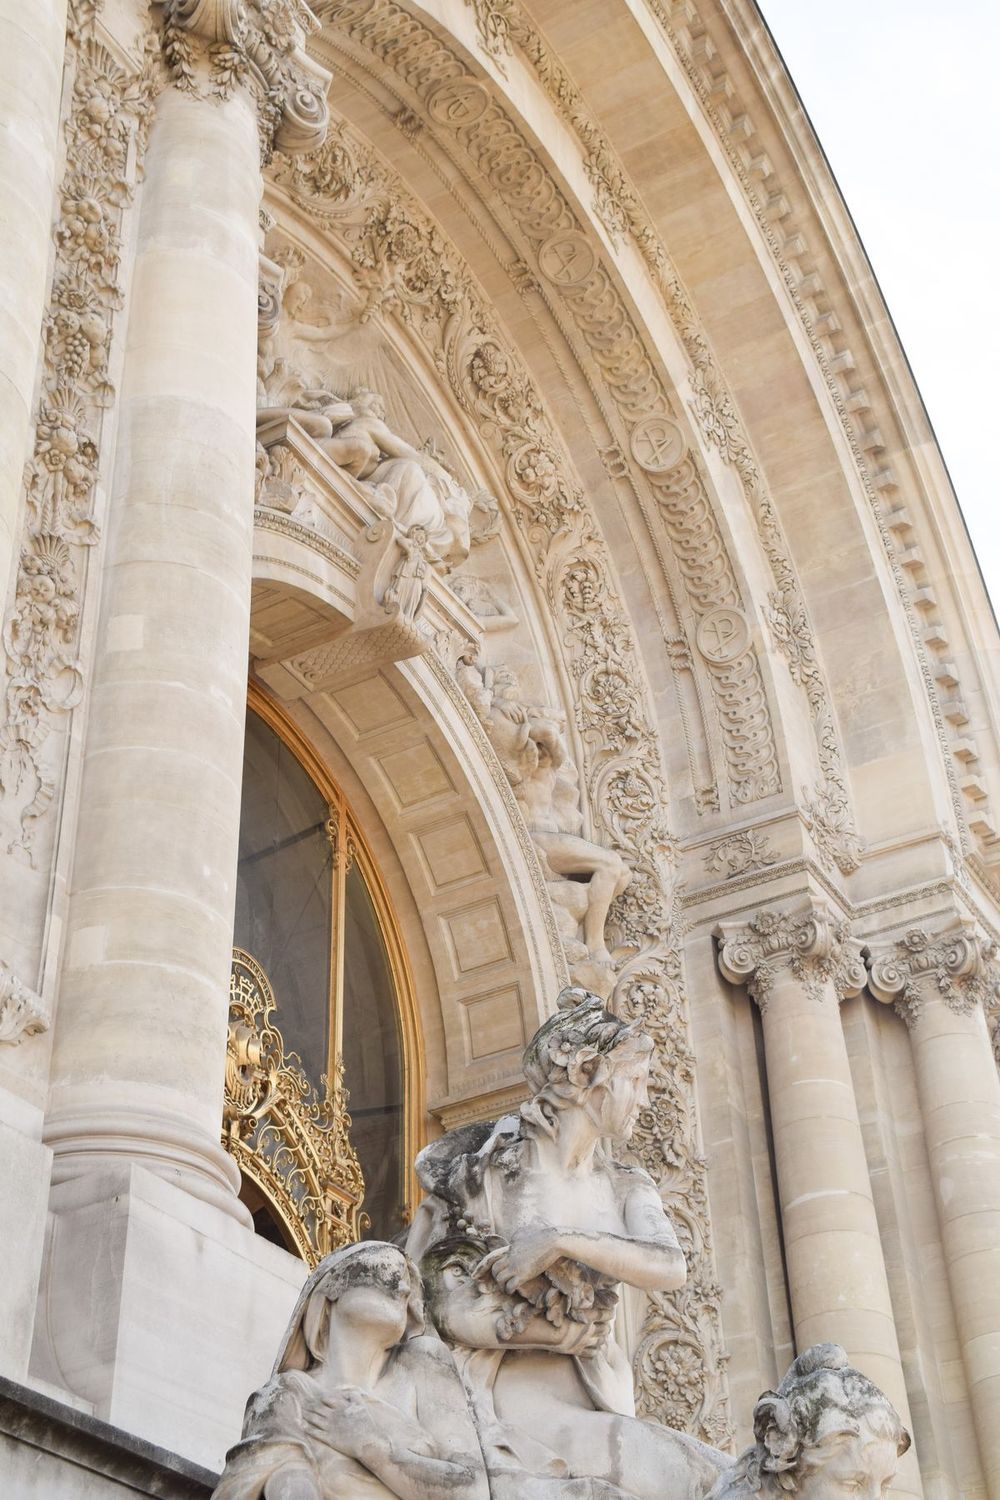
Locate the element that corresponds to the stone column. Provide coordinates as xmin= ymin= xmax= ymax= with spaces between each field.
xmin=44 ymin=4 xmax=330 ymax=1217
xmin=717 ymin=903 xmax=921 ymax=1497
xmin=869 ymin=924 xmax=1000 ymax=1499
xmin=0 ymin=0 xmax=66 ymax=607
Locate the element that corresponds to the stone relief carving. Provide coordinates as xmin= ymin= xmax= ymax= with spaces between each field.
xmin=449 ymin=572 xmax=519 ymax=632
xmin=457 ymin=649 xmax=630 ymax=995
xmin=319 ymin=0 xmax=867 ymax=869
xmin=267 ymin=116 xmax=731 ymax=1439
xmin=703 ymin=830 xmax=777 ymax=881
xmin=314 ymin=2 xmax=784 ymax=819
xmin=0 ymin=15 xmax=155 ymax=864
xmin=0 ymin=961 xmax=49 ymax=1046
xmin=213 ymin=996 xmax=911 ymax=1500
xmin=867 ymin=923 xmax=1000 ymax=1029
xmin=160 ymin=0 xmax=330 ymax=159
xmin=716 ymin=905 xmax=867 ymax=1011
xmin=708 ymin=1343 xmax=910 ymax=1500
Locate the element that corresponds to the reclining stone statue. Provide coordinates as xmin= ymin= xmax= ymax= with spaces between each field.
xmin=213 ymin=993 xmax=911 ymax=1500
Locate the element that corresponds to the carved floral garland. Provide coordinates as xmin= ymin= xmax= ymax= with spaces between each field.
xmin=0 ymin=9 xmax=154 ymax=870
xmin=269 ymin=114 xmax=731 ymax=1443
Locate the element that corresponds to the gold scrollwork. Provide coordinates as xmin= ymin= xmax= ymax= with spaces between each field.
xmin=224 ymin=948 xmax=367 ymax=1266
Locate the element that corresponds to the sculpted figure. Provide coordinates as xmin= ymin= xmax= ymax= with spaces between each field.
xmin=457 ymin=654 xmax=630 ymax=981
xmin=407 ymin=989 xmax=730 ymax=1500
xmin=383 ymin=527 xmax=429 ymax=624
xmin=319 ymin=390 xmax=471 ymax=566
xmin=709 ymin=1344 xmax=910 ymax=1500
xmin=212 ymin=1242 xmax=487 ymax=1500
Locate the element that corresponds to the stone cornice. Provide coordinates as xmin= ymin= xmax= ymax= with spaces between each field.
xmin=160 ymin=0 xmax=331 ymax=157
xmin=715 ymin=902 xmax=866 ymax=1010
xmin=867 ymin=921 xmax=1000 ymax=1029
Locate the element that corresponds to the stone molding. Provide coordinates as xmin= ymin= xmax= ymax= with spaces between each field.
xmin=716 ymin=902 xmax=866 ymax=1010
xmin=867 ymin=921 xmax=1000 ymax=1029
xmin=160 ymin=0 xmax=331 ymax=158
xmin=267 ymin=112 xmax=732 ymax=1443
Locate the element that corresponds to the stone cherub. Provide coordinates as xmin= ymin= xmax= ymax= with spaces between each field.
xmin=456 ymin=652 xmax=630 ymax=989
xmin=406 ymin=988 xmax=730 ymax=1500
xmin=708 ymin=1344 xmax=910 ymax=1500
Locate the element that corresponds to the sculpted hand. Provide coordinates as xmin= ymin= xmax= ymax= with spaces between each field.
xmin=482 ymin=1228 xmax=561 ymax=1294
xmin=302 ymin=1386 xmax=385 ymax=1466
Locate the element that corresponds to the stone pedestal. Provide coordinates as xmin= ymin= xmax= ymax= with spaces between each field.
xmin=869 ymin=924 xmax=1000 ymax=1499
xmin=717 ymin=902 xmax=922 ymax=1497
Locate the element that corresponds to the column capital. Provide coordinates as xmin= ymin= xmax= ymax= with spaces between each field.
xmin=866 ymin=920 xmax=1000 ymax=1028
xmin=160 ymin=0 xmax=331 ymax=158
xmin=715 ymin=902 xmax=866 ymax=1010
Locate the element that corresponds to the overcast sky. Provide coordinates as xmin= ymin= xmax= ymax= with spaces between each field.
xmin=759 ymin=0 xmax=1000 ymax=612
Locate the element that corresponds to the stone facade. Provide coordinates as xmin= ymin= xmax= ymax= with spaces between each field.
xmin=0 ymin=2 xmax=998 ymax=1497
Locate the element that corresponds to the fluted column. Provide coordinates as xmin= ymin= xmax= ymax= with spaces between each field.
xmin=869 ymin=924 xmax=1000 ymax=1498
xmin=0 ymin=0 xmax=66 ymax=607
xmin=717 ymin=902 xmax=921 ymax=1496
xmin=45 ymin=3 xmax=330 ymax=1217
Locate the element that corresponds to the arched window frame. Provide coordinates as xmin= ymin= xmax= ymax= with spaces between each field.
xmin=233 ymin=680 xmax=424 ymax=1246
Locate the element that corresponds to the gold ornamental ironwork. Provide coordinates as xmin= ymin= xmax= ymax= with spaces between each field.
xmin=224 ymin=948 xmax=366 ymax=1266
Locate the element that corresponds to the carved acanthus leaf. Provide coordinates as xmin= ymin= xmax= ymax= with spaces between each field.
xmin=0 ymin=963 xmax=49 ymax=1046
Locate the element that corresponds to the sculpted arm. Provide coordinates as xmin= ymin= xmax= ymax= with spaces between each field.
xmin=490 ymin=1178 xmax=686 ymax=1295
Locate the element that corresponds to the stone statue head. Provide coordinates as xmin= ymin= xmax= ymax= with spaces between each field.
xmin=350 ymin=387 xmax=386 ymax=419
xmin=273 ymin=1241 xmax=424 ymax=1375
xmin=712 ymin=1344 xmax=910 ymax=1499
xmin=520 ymin=988 xmax=653 ymax=1142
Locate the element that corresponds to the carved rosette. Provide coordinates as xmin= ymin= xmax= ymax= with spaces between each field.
xmin=717 ymin=904 xmax=866 ymax=1011
xmin=161 ymin=0 xmax=330 ymax=159
xmin=867 ymin=924 xmax=1000 ymax=1029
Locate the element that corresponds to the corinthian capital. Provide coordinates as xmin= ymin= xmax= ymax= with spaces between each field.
xmin=866 ymin=921 xmax=1000 ymax=1028
xmin=161 ymin=0 xmax=331 ymax=157
xmin=715 ymin=902 xmax=866 ymax=1011
xmin=0 ymin=962 xmax=49 ymax=1046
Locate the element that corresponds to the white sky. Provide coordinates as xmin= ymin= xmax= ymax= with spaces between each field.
xmin=759 ymin=1 xmax=1000 ymax=613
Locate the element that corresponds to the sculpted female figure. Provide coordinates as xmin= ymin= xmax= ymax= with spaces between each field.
xmin=212 ymin=1242 xmax=487 ymax=1500
xmin=407 ymin=989 xmax=730 ymax=1500
xmin=709 ymin=1344 xmax=910 ymax=1500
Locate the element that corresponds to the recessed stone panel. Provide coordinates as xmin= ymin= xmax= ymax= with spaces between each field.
xmin=334 ymin=674 xmax=412 ymax=737
xmin=462 ymin=986 xmax=524 ymax=1061
xmin=442 ymin=898 xmax=512 ymax=975
xmin=414 ymin=816 xmax=488 ymax=890
xmin=377 ymin=740 xmax=454 ymax=809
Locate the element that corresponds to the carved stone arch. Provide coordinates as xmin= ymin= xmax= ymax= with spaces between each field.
xmin=258 ymin=105 xmax=735 ymax=1440
xmin=248 ymin=652 xmax=566 ymax=1123
xmin=307 ymin=8 xmax=797 ymax=835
